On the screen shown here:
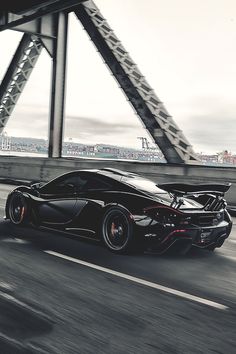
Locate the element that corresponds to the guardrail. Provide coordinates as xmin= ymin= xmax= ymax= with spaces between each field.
xmin=0 ymin=155 xmax=236 ymax=206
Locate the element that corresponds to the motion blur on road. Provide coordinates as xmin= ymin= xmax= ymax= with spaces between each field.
xmin=0 ymin=183 xmax=236 ymax=353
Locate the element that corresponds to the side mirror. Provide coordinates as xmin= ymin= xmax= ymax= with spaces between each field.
xmin=31 ymin=182 xmax=42 ymax=190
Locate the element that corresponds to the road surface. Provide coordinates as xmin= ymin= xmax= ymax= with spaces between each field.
xmin=0 ymin=184 xmax=235 ymax=354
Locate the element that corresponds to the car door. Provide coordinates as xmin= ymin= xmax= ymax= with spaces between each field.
xmin=72 ymin=173 xmax=113 ymax=231
xmin=77 ymin=173 xmax=114 ymax=200
xmin=37 ymin=173 xmax=88 ymax=225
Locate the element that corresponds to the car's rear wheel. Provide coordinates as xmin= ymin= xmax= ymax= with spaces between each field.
xmin=102 ymin=206 xmax=134 ymax=253
xmin=206 ymin=244 xmax=216 ymax=251
xmin=8 ymin=192 xmax=28 ymax=225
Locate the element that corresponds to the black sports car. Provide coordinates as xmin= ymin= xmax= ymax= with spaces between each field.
xmin=5 ymin=168 xmax=232 ymax=254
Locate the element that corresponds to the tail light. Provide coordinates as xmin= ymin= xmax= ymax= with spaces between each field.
xmin=143 ymin=205 xmax=191 ymax=226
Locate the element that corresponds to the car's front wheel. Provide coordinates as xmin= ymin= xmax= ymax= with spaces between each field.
xmin=8 ymin=192 xmax=28 ymax=225
xmin=102 ymin=206 xmax=135 ymax=253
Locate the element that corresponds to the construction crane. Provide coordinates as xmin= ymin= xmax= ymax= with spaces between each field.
xmin=137 ymin=137 xmax=150 ymax=150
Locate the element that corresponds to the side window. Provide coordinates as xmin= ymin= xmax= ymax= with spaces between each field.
xmin=40 ymin=174 xmax=87 ymax=195
xmin=81 ymin=176 xmax=111 ymax=191
xmin=76 ymin=175 xmax=88 ymax=192
xmin=39 ymin=173 xmax=112 ymax=195
xmin=58 ymin=176 xmax=80 ymax=194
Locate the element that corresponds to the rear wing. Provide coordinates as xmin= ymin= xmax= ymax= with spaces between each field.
xmin=158 ymin=183 xmax=231 ymax=196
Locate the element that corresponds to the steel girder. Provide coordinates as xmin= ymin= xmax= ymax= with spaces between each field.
xmin=0 ymin=12 xmax=68 ymax=159
xmin=0 ymin=33 xmax=42 ymax=133
xmin=0 ymin=1 xmax=87 ymax=31
xmin=0 ymin=1 xmax=199 ymax=163
xmin=48 ymin=11 xmax=68 ymax=158
xmin=75 ymin=1 xmax=199 ymax=164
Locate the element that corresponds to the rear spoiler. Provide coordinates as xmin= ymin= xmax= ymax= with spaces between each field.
xmin=158 ymin=183 xmax=231 ymax=196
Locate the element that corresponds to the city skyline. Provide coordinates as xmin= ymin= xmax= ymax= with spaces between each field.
xmin=1 ymin=131 xmax=235 ymax=157
xmin=0 ymin=0 xmax=236 ymax=154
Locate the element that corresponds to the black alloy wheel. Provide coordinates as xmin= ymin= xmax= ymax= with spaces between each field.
xmin=8 ymin=192 xmax=28 ymax=225
xmin=102 ymin=206 xmax=134 ymax=253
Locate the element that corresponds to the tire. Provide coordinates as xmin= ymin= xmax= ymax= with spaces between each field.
xmin=102 ymin=206 xmax=134 ymax=253
xmin=207 ymin=244 xmax=216 ymax=252
xmin=8 ymin=192 xmax=28 ymax=225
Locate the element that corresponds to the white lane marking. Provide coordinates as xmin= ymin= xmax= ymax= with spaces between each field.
xmin=0 ymin=282 xmax=13 ymax=290
xmin=229 ymin=239 xmax=236 ymax=244
xmin=0 ymin=290 xmax=50 ymax=320
xmin=45 ymin=250 xmax=228 ymax=311
xmin=222 ymin=255 xmax=236 ymax=262
xmin=1 ymin=237 xmax=30 ymax=244
xmin=0 ymin=291 xmax=29 ymax=307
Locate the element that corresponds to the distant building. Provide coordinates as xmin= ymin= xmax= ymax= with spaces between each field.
xmin=1 ymin=135 xmax=235 ymax=165
xmin=0 ymin=132 xmax=11 ymax=150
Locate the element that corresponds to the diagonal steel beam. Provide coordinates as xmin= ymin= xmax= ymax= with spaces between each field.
xmin=75 ymin=1 xmax=199 ymax=164
xmin=0 ymin=33 xmax=43 ymax=133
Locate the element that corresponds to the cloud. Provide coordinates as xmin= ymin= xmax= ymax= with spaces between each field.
xmin=4 ymin=94 xmax=236 ymax=154
xmin=5 ymin=108 xmax=148 ymax=148
xmin=65 ymin=115 xmax=139 ymax=134
xmin=64 ymin=115 xmax=148 ymax=147
xmin=178 ymin=98 xmax=236 ymax=153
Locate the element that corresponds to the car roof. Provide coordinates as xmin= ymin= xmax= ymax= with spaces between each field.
xmin=51 ymin=168 xmax=138 ymax=183
xmin=66 ymin=168 xmax=138 ymax=180
xmin=97 ymin=168 xmax=138 ymax=178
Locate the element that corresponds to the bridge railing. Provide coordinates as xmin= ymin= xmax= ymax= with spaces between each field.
xmin=0 ymin=156 xmax=235 ymax=206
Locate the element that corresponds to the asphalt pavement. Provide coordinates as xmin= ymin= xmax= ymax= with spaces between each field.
xmin=0 ymin=184 xmax=236 ymax=354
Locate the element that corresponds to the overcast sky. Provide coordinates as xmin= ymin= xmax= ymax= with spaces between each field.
xmin=0 ymin=0 xmax=236 ymax=154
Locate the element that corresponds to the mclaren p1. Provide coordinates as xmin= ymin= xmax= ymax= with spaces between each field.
xmin=4 ymin=168 xmax=232 ymax=254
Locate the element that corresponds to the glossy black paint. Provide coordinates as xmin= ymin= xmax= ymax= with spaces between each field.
xmin=5 ymin=168 xmax=232 ymax=254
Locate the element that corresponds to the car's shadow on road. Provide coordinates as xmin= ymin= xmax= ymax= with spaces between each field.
xmin=0 ymin=220 xmax=233 ymax=268
xmin=0 ymin=220 xmax=127 ymax=265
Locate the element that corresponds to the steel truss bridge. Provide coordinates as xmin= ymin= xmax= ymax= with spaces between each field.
xmin=0 ymin=0 xmax=199 ymax=164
